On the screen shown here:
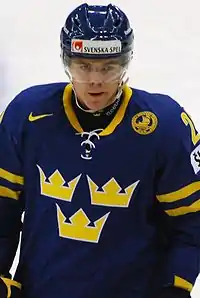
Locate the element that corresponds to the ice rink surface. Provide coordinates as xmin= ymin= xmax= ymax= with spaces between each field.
xmin=1 ymin=1 xmax=200 ymax=296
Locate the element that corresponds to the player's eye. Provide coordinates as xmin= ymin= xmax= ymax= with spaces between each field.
xmin=102 ymin=65 xmax=117 ymax=72
xmin=79 ymin=64 xmax=90 ymax=71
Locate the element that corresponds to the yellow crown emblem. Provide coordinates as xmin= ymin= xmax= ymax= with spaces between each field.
xmin=87 ymin=176 xmax=139 ymax=207
xmin=56 ymin=205 xmax=110 ymax=243
xmin=37 ymin=165 xmax=81 ymax=201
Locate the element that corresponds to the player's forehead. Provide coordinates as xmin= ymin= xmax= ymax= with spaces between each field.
xmin=71 ymin=57 xmax=120 ymax=66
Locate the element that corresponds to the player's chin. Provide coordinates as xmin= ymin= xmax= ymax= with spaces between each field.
xmin=86 ymin=93 xmax=108 ymax=109
xmin=86 ymin=102 xmax=106 ymax=111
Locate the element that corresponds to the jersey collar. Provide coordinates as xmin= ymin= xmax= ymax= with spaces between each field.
xmin=63 ymin=84 xmax=132 ymax=136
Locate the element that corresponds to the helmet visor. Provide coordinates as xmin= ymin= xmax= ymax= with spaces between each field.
xmin=62 ymin=53 xmax=132 ymax=83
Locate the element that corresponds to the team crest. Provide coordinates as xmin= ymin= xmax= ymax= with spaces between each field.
xmin=131 ymin=111 xmax=158 ymax=135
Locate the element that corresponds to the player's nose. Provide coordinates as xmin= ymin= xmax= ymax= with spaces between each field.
xmin=88 ymin=70 xmax=104 ymax=84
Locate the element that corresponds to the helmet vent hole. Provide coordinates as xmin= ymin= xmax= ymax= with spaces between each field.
xmin=74 ymin=15 xmax=80 ymax=27
xmin=114 ymin=19 xmax=121 ymax=27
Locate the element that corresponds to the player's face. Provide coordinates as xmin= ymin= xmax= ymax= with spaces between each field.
xmin=69 ymin=57 xmax=125 ymax=111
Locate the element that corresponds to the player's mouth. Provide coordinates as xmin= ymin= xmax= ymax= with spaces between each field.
xmin=88 ymin=92 xmax=105 ymax=97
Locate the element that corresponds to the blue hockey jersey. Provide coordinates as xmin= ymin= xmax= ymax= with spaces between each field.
xmin=0 ymin=83 xmax=200 ymax=298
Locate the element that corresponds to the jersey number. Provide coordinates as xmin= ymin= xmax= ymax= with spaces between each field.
xmin=181 ymin=112 xmax=200 ymax=145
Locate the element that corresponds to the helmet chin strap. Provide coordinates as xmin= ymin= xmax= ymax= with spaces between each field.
xmin=71 ymin=72 xmax=129 ymax=114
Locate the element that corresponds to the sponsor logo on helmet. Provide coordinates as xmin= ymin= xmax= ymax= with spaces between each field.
xmin=72 ymin=40 xmax=83 ymax=53
xmin=71 ymin=39 xmax=121 ymax=55
xmin=131 ymin=111 xmax=158 ymax=135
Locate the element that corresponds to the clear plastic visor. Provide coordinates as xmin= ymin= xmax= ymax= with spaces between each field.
xmin=63 ymin=55 xmax=131 ymax=83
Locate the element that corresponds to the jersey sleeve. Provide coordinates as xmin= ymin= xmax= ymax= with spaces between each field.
xmin=156 ymin=107 xmax=200 ymax=293
xmin=0 ymin=99 xmax=24 ymax=292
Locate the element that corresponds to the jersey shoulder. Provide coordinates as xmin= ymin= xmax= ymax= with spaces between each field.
xmin=129 ymin=87 xmax=199 ymax=154
xmin=1 ymin=82 xmax=68 ymax=135
xmin=130 ymin=87 xmax=186 ymax=136
xmin=131 ymin=88 xmax=182 ymax=120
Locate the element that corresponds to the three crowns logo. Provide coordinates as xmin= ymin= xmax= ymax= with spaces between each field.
xmin=87 ymin=176 xmax=139 ymax=207
xmin=37 ymin=165 xmax=139 ymax=243
xmin=56 ymin=205 xmax=110 ymax=243
xmin=37 ymin=165 xmax=81 ymax=202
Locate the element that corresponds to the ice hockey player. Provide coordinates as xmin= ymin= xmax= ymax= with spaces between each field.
xmin=0 ymin=3 xmax=199 ymax=298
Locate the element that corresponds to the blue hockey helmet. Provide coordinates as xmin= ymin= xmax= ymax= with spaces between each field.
xmin=60 ymin=3 xmax=134 ymax=61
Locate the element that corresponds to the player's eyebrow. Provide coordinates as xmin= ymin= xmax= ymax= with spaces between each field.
xmin=72 ymin=58 xmax=119 ymax=65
